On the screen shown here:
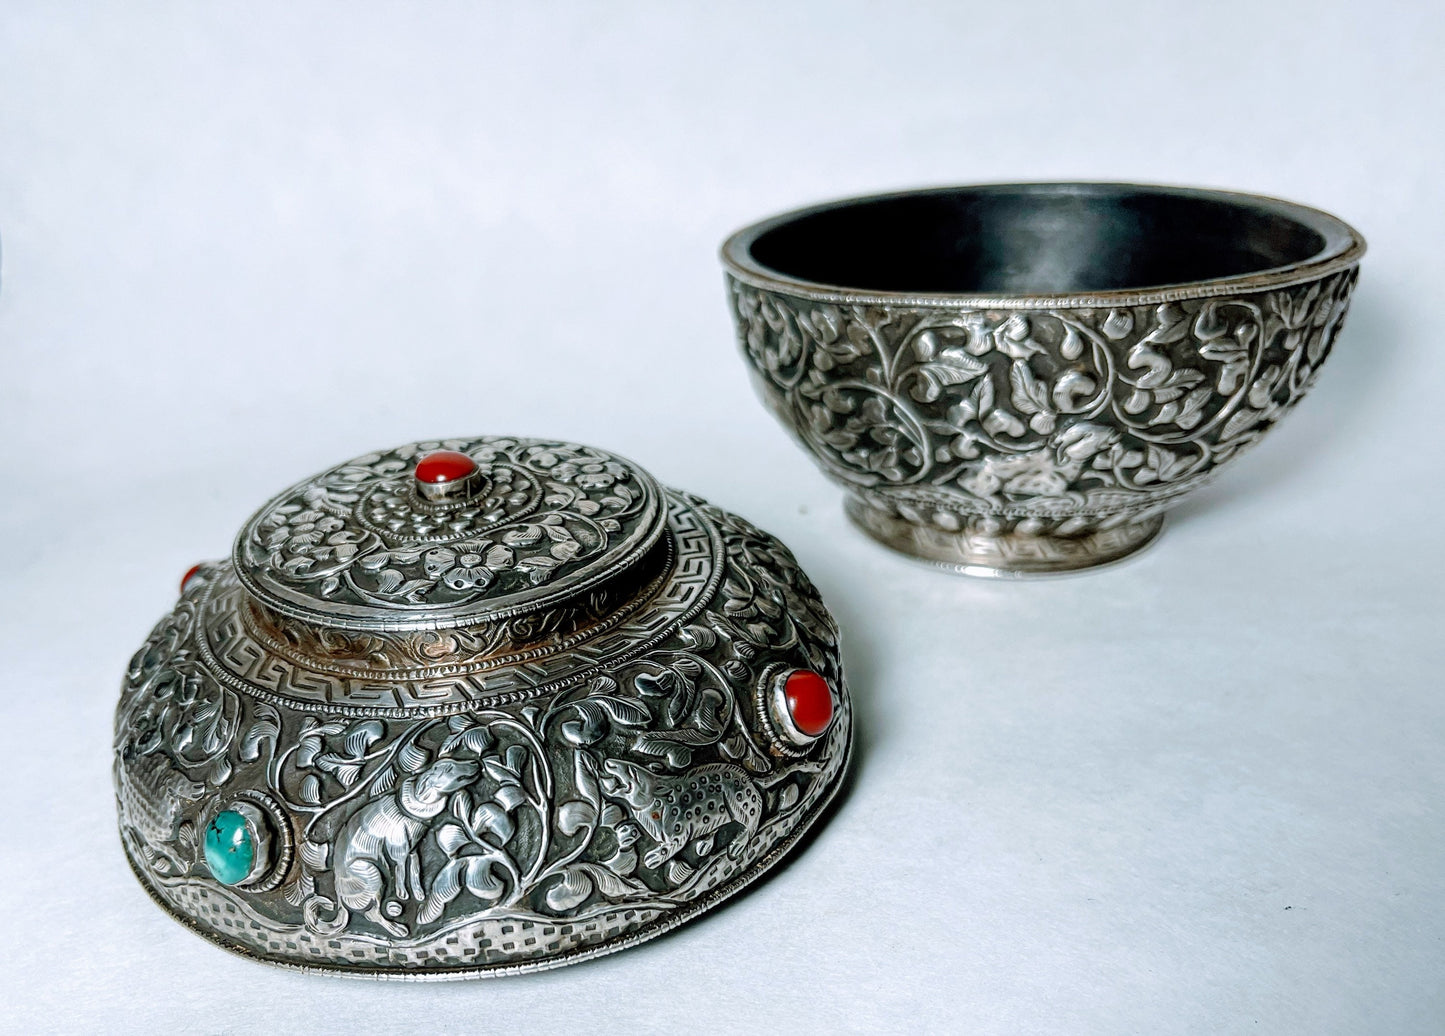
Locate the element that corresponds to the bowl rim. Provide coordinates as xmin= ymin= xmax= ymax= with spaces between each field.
xmin=720 ymin=181 xmax=1366 ymax=309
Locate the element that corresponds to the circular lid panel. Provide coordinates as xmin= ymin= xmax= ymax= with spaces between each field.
xmin=234 ymin=437 xmax=666 ymax=631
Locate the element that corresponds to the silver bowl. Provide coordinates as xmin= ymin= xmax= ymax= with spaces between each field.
xmin=722 ymin=183 xmax=1365 ymax=576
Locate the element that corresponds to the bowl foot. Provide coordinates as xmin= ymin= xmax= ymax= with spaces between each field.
xmin=844 ymin=498 xmax=1165 ymax=578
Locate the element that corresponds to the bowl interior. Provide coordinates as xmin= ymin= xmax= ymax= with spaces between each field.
xmin=744 ymin=184 xmax=1347 ymax=295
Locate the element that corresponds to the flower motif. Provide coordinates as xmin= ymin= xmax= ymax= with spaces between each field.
xmin=424 ymin=543 xmax=516 ymax=590
xmin=262 ymin=507 xmax=366 ymax=573
xmin=960 ymin=450 xmax=1080 ymax=501
xmin=809 ymin=394 xmax=924 ymax=482
xmin=551 ymin=459 xmax=627 ymax=490
xmin=1054 ymin=423 xmax=1120 ymax=464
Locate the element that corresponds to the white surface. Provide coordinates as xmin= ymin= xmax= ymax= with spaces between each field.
xmin=2 ymin=2 xmax=1443 ymax=1032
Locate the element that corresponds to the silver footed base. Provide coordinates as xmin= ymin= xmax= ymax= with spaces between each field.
xmin=844 ymin=497 xmax=1165 ymax=578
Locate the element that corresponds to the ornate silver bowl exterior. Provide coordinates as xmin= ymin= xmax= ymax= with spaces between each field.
xmin=114 ymin=437 xmax=851 ymax=977
xmin=723 ymin=183 xmax=1365 ymax=575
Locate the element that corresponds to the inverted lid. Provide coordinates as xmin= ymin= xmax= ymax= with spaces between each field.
xmin=233 ymin=437 xmax=666 ymax=632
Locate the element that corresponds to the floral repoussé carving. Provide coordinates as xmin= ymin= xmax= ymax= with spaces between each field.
xmin=238 ymin=438 xmax=659 ymax=615
xmin=728 ymin=269 xmax=1359 ymax=549
xmin=115 ymin=482 xmax=851 ymax=976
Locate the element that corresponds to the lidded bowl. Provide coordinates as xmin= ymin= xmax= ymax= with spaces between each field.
xmin=723 ymin=183 xmax=1365 ymax=575
xmin=114 ymin=436 xmax=851 ymax=977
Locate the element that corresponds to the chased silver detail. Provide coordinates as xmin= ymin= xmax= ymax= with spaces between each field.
xmin=115 ymin=441 xmax=851 ymax=978
xmin=726 ymin=267 xmax=1359 ymax=573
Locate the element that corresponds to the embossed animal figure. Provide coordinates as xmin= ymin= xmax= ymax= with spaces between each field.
xmin=334 ymin=757 xmax=479 ymax=937
xmin=600 ymin=760 xmax=763 ymax=870
xmin=115 ymin=746 xmax=207 ymax=876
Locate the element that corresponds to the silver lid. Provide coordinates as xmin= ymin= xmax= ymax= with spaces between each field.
xmin=233 ymin=437 xmax=667 ymax=632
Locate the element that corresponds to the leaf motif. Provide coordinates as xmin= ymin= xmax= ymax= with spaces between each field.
xmin=209 ymin=755 xmax=232 ymax=785
xmin=338 ymin=763 xmax=363 ymax=786
xmin=600 ymin=803 xmax=626 ymax=828
xmin=375 ymin=569 xmax=404 ymax=594
xmin=484 ymin=544 xmax=515 ymax=569
xmin=634 ymin=728 xmax=720 ymax=749
xmin=418 ymin=858 xmax=464 ymax=924
xmin=1150 ymin=401 xmax=1181 ymax=426
xmin=1176 ymin=386 xmax=1213 ymax=429
xmin=501 ymin=525 xmax=543 ymax=547
xmin=560 ymin=702 xmax=605 ymax=747
xmin=473 ymin=802 xmax=515 ymax=844
xmin=1102 ymin=309 xmax=1134 ymax=340
xmin=544 ymin=869 xmax=593 ymax=912
xmin=634 ymin=672 xmax=672 ymax=698
xmin=463 ymin=857 xmax=505 ymax=901
xmin=909 ymin=353 xmax=988 ymax=403
xmin=450 ymin=788 xmax=473 ymax=822
xmin=577 ymin=861 xmax=644 ymax=898
xmin=972 ymin=375 xmax=995 ymax=415
xmin=595 ymin=696 xmax=650 ymax=727
xmin=602 ymin=848 xmax=640 ymax=878
xmin=982 ymin=408 xmax=1025 ymax=438
xmin=296 ymin=735 xmax=324 ymax=769
xmin=398 ymin=742 xmax=430 ymax=773
xmin=494 ymin=784 xmax=528 ymax=813
xmin=300 ymin=839 xmax=329 ymax=868
xmin=1051 ymin=370 xmax=1096 ymax=413
xmin=299 ymin=774 xmax=322 ymax=805
xmin=587 ymin=674 xmax=620 ymax=695
xmin=1008 ymin=361 xmax=1051 ymax=416
xmin=357 ymin=552 xmax=389 ymax=572
xmin=557 ymin=800 xmax=597 ymax=837
xmin=1194 ymin=304 xmax=1230 ymax=340
xmin=1142 ymin=303 xmax=1190 ymax=344
xmin=679 ymin=624 xmax=717 ymax=650
xmin=461 ymin=727 xmax=492 ymax=755
xmin=483 ymin=756 xmax=519 ymax=785
xmin=240 ymin=707 xmax=280 ymax=762
xmin=436 ymin=822 xmax=470 ymax=857
xmin=572 ymin=751 xmax=600 ymax=805
xmin=344 ymin=720 xmax=385 ymax=758
xmin=367 ymin=765 xmax=397 ymax=796
xmin=1222 ymin=407 xmax=1261 ymax=441
xmin=283 ymin=873 xmax=316 ymax=907
xmin=1127 ymin=344 xmax=1172 ymax=388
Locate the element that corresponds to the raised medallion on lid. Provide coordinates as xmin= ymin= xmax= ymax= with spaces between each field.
xmin=234 ymin=437 xmax=666 ymax=630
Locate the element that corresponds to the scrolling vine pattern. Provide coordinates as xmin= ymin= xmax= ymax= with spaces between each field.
xmin=238 ymin=438 xmax=657 ymax=612
xmin=115 ymin=499 xmax=847 ymax=962
xmin=729 ymin=270 xmax=1358 ymax=534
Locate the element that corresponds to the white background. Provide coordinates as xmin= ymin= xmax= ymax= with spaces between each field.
xmin=2 ymin=2 xmax=1442 ymax=1033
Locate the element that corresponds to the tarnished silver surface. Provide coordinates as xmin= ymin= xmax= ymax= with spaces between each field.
xmin=114 ymin=437 xmax=851 ymax=977
xmin=722 ymin=183 xmax=1365 ymax=576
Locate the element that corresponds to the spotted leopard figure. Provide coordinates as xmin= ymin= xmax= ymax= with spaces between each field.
xmin=601 ymin=760 xmax=764 ymax=869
